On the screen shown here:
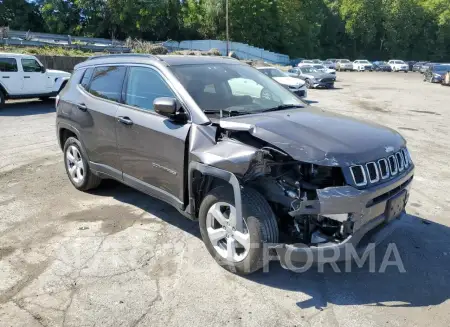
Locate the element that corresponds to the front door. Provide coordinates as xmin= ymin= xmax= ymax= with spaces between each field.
xmin=20 ymin=58 xmax=48 ymax=94
xmin=0 ymin=57 xmax=23 ymax=95
xmin=115 ymin=66 xmax=191 ymax=208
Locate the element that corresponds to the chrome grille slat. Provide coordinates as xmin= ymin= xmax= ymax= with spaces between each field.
xmin=396 ymin=152 xmax=404 ymax=172
xmin=388 ymin=155 xmax=398 ymax=176
xmin=366 ymin=162 xmax=379 ymax=183
xmin=350 ymin=165 xmax=367 ymax=186
xmin=350 ymin=148 xmax=411 ymax=186
xmin=377 ymin=158 xmax=389 ymax=179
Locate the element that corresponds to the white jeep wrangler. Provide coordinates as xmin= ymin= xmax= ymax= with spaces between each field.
xmin=0 ymin=53 xmax=71 ymax=107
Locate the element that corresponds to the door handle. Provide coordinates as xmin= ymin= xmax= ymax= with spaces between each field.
xmin=77 ymin=103 xmax=88 ymax=111
xmin=24 ymin=76 xmax=30 ymax=79
xmin=117 ymin=116 xmax=133 ymax=125
xmin=1 ymin=76 xmax=10 ymax=79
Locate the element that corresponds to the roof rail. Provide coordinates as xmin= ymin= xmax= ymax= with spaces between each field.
xmin=87 ymin=53 xmax=162 ymax=61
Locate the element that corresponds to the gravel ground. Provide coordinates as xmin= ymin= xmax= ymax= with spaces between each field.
xmin=0 ymin=72 xmax=449 ymax=327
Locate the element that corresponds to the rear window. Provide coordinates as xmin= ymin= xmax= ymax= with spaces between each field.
xmin=0 ymin=58 xmax=18 ymax=72
xmin=88 ymin=66 xmax=127 ymax=102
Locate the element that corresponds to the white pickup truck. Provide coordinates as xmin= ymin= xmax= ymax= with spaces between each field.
xmin=0 ymin=53 xmax=71 ymax=107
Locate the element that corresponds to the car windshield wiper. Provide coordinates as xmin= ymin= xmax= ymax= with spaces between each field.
xmin=258 ymin=104 xmax=305 ymax=113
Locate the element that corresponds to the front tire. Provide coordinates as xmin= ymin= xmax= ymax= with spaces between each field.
xmin=199 ymin=186 xmax=279 ymax=275
xmin=305 ymin=79 xmax=313 ymax=89
xmin=63 ymin=137 xmax=101 ymax=191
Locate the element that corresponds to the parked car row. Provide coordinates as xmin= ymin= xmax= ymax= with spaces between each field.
xmin=297 ymin=58 xmax=420 ymax=73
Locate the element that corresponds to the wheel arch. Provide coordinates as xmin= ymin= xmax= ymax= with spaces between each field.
xmin=57 ymin=123 xmax=90 ymax=162
xmin=188 ymin=162 xmax=244 ymax=232
xmin=0 ymin=82 xmax=8 ymax=97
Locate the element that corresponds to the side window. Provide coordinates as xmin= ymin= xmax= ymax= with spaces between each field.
xmin=80 ymin=68 xmax=94 ymax=89
xmin=124 ymin=67 xmax=175 ymax=111
xmin=89 ymin=66 xmax=126 ymax=102
xmin=0 ymin=58 xmax=18 ymax=72
xmin=21 ymin=59 xmax=42 ymax=72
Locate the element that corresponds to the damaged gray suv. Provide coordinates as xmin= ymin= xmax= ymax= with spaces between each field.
xmin=56 ymin=54 xmax=414 ymax=274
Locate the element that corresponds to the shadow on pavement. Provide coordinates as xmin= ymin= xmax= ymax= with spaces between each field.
xmin=89 ymin=179 xmax=200 ymax=238
xmin=89 ymin=181 xmax=450 ymax=309
xmin=0 ymin=100 xmax=55 ymax=116
xmin=247 ymin=214 xmax=450 ymax=309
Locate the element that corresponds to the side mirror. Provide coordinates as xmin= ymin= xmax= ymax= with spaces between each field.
xmin=41 ymin=66 xmax=46 ymax=73
xmin=154 ymin=97 xmax=187 ymax=122
xmin=154 ymin=97 xmax=177 ymax=117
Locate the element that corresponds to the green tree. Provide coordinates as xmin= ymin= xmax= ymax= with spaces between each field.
xmin=0 ymin=0 xmax=45 ymax=31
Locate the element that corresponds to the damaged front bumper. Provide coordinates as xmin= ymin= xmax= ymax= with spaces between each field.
xmin=273 ymin=168 xmax=414 ymax=265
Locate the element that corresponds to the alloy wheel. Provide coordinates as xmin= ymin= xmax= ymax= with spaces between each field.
xmin=66 ymin=145 xmax=85 ymax=184
xmin=206 ymin=202 xmax=250 ymax=262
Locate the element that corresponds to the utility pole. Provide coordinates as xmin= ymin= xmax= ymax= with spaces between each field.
xmin=226 ymin=0 xmax=229 ymax=56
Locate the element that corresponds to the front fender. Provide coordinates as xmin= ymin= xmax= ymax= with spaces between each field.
xmin=53 ymin=77 xmax=70 ymax=92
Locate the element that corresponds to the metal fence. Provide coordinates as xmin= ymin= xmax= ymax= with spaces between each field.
xmin=0 ymin=29 xmax=130 ymax=53
xmin=164 ymin=40 xmax=290 ymax=65
xmin=1 ymin=29 xmax=290 ymax=64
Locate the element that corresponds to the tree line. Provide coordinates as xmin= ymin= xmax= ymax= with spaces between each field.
xmin=1 ymin=0 xmax=449 ymax=61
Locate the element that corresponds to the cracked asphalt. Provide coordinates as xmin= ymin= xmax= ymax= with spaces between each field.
xmin=1 ymin=72 xmax=450 ymax=327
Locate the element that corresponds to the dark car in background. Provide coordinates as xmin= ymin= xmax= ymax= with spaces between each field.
xmin=323 ymin=60 xmax=337 ymax=69
xmin=407 ymin=61 xmax=417 ymax=71
xmin=372 ymin=61 xmax=392 ymax=72
xmin=420 ymin=62 xmax=434 ymax=74
xmin=423 ymin=64 xmax=450 ymax=83
xmin=287 ymin=66 xmax=336 ymax=88
xmin=412 ymin=61 xmax=428 ymax=72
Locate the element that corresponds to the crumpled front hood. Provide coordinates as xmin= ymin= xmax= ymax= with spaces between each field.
xmin=219 ymin=107 xmax=405 ymax=167
xmin=47 ymin=69 xmax=71 ymax=78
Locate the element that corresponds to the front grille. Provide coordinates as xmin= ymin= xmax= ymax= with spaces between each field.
xmin=349 ymin=148 xmax=412 ymax=187
xmin=320 ymin=78 xmax=334 ymax=83
xmin=294 ymin=90 xmax=305 ymax=97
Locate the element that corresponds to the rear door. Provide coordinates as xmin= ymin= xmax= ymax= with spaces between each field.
xmin=0 ymin=57 xmax=23 ymax=95
xmin=76 ymin=65 xmax=127 ymax=177
xmin=116 ymin=66 xmax=191 ymax=207
xmin=20 ymin=58 xmax=48 ymax=94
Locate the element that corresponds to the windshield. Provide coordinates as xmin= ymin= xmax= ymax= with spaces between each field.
xmin=395 ymin=60 xmax=406 ymax=64
xmin=359 ymin=60 xmax=370 ymax=64
xmin=433 ymin=65 xmax=450 ymax=71
xmin=301 ymin=67 xmax=318 ymax=73
xmin=313 ymin=65 xmax=326 ymax=70
xmin=169 ymin=63 xmax=304 ymax=115
xmin=258 ymin=68 xmax=286 ymax=78
xmin=340 ymin=59 xmax=350 ymax=63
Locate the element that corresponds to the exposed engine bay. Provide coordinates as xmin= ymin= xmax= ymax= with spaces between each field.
xmin=217 ymin=128 xmax=350 ymax=246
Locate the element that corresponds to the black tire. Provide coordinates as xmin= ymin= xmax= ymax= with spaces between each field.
xmin=63 ymin=137 xmax=101 ymax=191
xmin=0 ymin=91 xmax=5 ymax=108
xmin=199 ymin=186 xmax=279 ymax=275
xmin=305 ymin=79 xmax=312 ymax=89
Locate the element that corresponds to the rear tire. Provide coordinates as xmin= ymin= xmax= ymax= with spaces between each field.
xmin=63 ymin=137 xmax=101 ymax=191
xmin=199 ymin=186 xmax=279 ymax=275
xmin=0 ymin=91 xmax=5 ymax=108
